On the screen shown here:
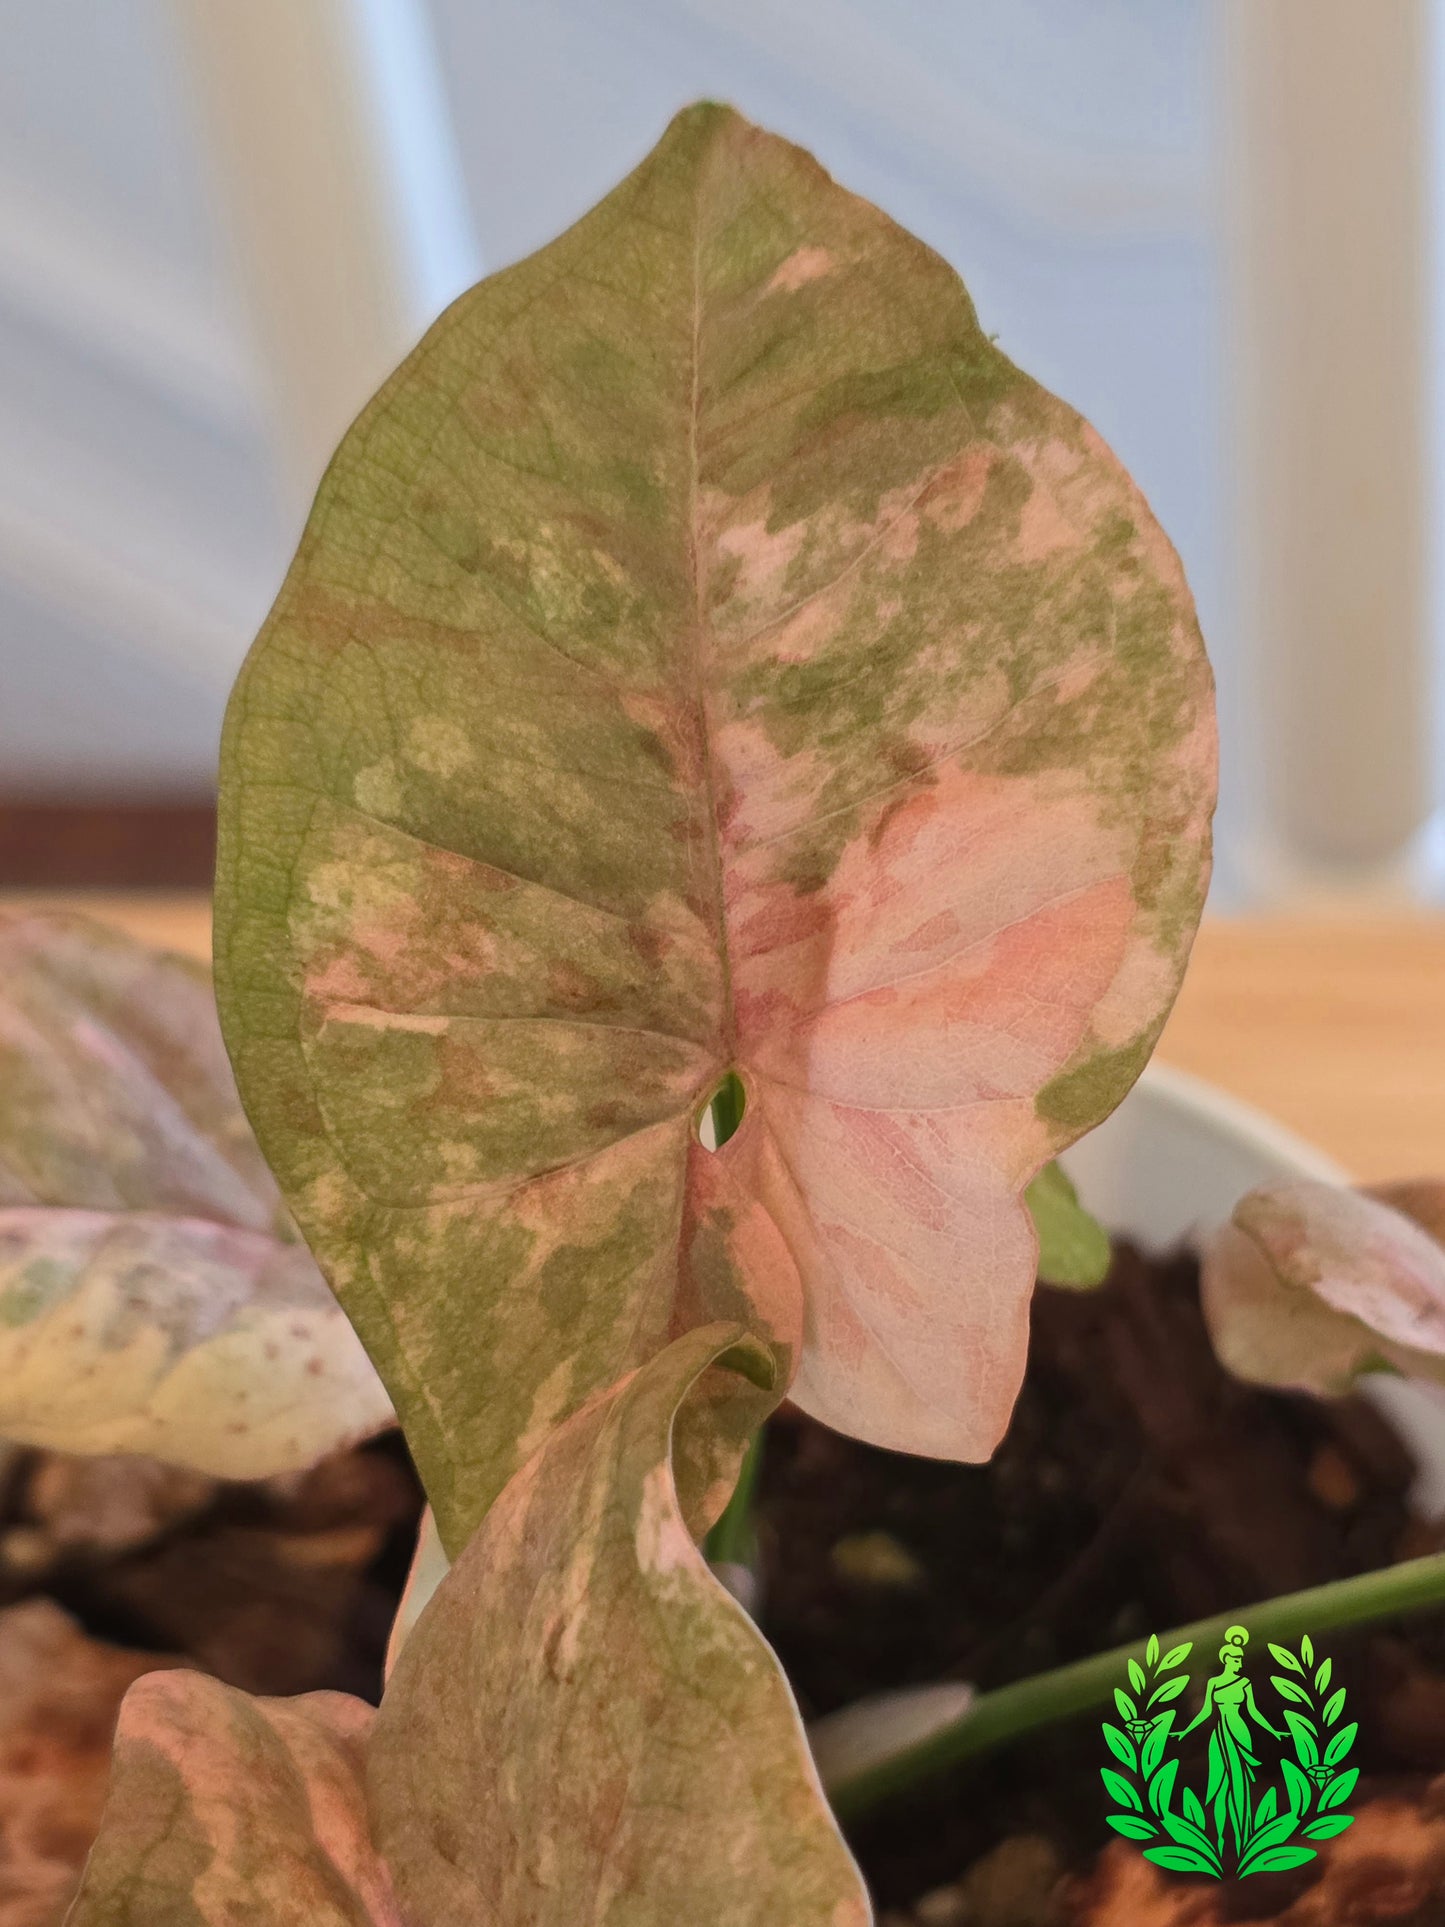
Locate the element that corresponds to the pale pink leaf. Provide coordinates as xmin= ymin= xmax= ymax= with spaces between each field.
xmin=1202 ymin=1179 xmax=1445 ymax=1394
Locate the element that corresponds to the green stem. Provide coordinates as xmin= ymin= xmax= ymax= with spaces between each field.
xmin=705 ymin=1426 xmax=764 ymax=1569
xmin=828 ymin=1548 xmax=1445 ymax=1823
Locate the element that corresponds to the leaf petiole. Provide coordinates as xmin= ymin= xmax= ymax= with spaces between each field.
xmin=827 ymin=1547 xmax=1445 ymax=1820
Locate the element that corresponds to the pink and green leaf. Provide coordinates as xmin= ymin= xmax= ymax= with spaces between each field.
xmin=0 ymin=913 xmax=390 ymax=1476
xmin=214 ymin=101 xmax=1215 ymax=1550
xmin=369 ymin=1322 xmax=870 ymax=1923
xmin=1202 ymin=1178 xmax=1445 ymax=1394
xmin=66 ymin=1673 xmax=399 ymax=1925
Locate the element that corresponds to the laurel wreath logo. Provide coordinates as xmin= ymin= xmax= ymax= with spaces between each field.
xmin=1100 ymin=1626 xmax=1357 ymax=1879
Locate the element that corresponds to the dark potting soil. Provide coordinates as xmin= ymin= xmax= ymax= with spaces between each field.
xmin=754 ymin=1243 xmax=1445 ymax=1921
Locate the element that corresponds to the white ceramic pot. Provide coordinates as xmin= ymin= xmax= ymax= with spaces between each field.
xmin=1062 ymin=1062 xmax=1445 ymax=1519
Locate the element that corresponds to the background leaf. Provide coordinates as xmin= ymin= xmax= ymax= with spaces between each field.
xmin=1324 ymin=1721 xmax=1358 ymax=1766
xmin=1268 ymin=1642 xmax=1303 ymax=1673
xmin=66 ymin=1672 xmax=399 ymax=1924
xmin=1028 ymin=1162 xmax=1111 ymax=1289
xmin=1203 ymin=1180 xmax=1445 ymax=1397
xmin=1324 ymin=1686 xmax=1346 ymax=1724
xmin=214 ymin=102 xmax=1216 ymax=1551
xmin=0 ymin=915 xmax=390 ymax=1477
xmin=0 ymin=1209 xmax=389 ymax=1477
xmin=370 ymin=1323 xmax=868 ymax=1923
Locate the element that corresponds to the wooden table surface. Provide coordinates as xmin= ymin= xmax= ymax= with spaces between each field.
xmin=5 ymin=894 xmax=1444 ymax=1184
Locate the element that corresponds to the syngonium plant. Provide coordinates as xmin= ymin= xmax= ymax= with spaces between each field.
xmin=24 ymin=97 xmax=1445 ymax=1927
xmin=33 ymin=99 xmax=1441 ymax=1922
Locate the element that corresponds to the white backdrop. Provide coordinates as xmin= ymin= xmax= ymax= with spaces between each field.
xmin=0 ymin=0 xmax=1436 ymax=905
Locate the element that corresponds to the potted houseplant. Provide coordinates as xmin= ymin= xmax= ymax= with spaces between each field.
xmin=6 ymin=102 xmax=1445 ymax=1923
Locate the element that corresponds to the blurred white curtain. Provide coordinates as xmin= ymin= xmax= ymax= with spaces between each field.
xmin=3 ymin=0 xmax=1442 ymax=887
xmin=1221 ymin=0 xmax=1441 ymax=905
xmin=172 ymin=0 xmax=479 ymax=517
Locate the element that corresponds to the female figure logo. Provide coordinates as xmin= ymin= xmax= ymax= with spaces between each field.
xmin=1100 ymin=1627 xmax=1358 ymax=1878
xmin=1177 ymin=1625 xmax=1284 ymax=1852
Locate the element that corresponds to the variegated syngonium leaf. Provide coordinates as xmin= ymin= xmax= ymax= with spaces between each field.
xmin=1202 ymin=1178 xmax=1445 ymax=1395
xmin=0 ymin=913 xmax=390 ymax=1476
xmin=65 ymin=1672 xmax=400 ymax=1925
xmin=215 ymin=100 xmax=1216 ymax=1550
xmin=369 ymin=1322 xmax=870 ymax=1923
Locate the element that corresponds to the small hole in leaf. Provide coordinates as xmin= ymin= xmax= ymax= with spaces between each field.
xmin=697 ymin=1070 xmax=746 ymax=1151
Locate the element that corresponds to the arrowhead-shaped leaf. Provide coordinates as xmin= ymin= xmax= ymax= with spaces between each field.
xmin=1203 ymin=1178 xmax=1445 ymax=1393
xmin=369 ymin=1322 xmax=869 ymax=1923
xmin=0 ymin=914 xmax=390 ymax=1475
xmin=215 ymin=101 xmax=1215 ymax=1548
xmin=66 ymin=1673 xmax=399 ymax=1925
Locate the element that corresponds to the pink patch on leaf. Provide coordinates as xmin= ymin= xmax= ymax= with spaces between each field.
xmin=767 ymin=245 xmax=835 ymax=292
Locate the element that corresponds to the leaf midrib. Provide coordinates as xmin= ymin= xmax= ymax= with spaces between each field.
xmin=684 ymin=134 xmax=738 ymax=1081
